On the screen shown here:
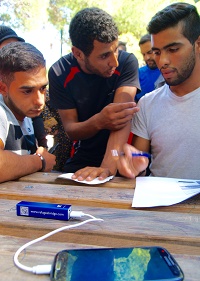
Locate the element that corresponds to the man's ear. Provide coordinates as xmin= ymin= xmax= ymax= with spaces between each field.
xmin=0 ymin=81 xmax=8 ymax=96
xmin=72 ymin=46 xmax=85 ymax=61
xmin=195 ymin=35 xmax=200 ymax=52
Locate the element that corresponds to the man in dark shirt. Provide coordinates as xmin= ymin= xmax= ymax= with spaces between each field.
xmin=49 ymin=7 xmax=140 ymax=181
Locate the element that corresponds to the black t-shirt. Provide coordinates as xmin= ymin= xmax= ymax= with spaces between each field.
xmin=48 ymin=50 xmax=140 ymax=172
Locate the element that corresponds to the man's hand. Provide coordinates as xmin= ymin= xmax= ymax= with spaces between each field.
xmin=116 ymin=143 xmax=149 ymax=178
xmin=72 ymin=166 xmax=113 ymax=182
xmin=36 ymin=147 xmax=56 ymax=172
xmin=97 ymin=102 xmax=139 ymax=131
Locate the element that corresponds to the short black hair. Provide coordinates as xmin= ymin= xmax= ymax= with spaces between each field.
xmin=118 ymin=41 xmax=126 ymax=51
xmin=139 ymin=34 xmax=151 ymax=45
xmin=69 ymin=7 xmax=118 ymax=56
xmin=147 ymin=2 xmax=200 ymax=45
xmin=0 ymin=42 xmax=46 ymax=84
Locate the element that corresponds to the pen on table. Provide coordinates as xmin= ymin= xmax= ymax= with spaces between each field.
xmin=48 ymin=143 xmax=59 ymax=154
xmin=111 ymin=149 xmax=151 ymax=158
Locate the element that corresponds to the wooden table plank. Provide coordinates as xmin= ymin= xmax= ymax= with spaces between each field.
xmin=1 ymin=173 xmax=200 ymax=281
xmin=0 ymin=180 xmax=134 ymax=209
xmin=0 ymin=179 xmax=200 ymax=213
xmin=0 ymin=235 xmax=199 ymax=281
xmin=0 ymin=235 xmax=97 ymax=281
xmin=0 ymin=199 xmax=199 ymax=255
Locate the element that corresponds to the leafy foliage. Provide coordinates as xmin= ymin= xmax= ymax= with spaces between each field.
xmin=0 ymin=0 xmax=49 ymax=30
xmin=47 ymin=0 xmax=200 ymax=56
xmin=1 ymin=0 xmax=200 ymax=34
xmin=0 ymin=0 xmax=199 ymax=58
xmin=47 ymin=0 xmax=200 ymax=35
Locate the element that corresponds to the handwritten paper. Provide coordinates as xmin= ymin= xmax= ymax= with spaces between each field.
xmin=57 ymin=173 xmax=114 ymax=185
xmin=132 ymin=177 xmax=200 ymax=208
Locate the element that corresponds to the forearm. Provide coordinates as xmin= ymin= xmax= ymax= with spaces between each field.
xmin=101 ymin=121 xmax=132 ymax=175
xmin=59 ymin=98 xmax=137 ymax=141
xmin=100 ymin=86 xmax=137 ymax=174
xmin=0 ymin=150 xmax=42 ymax=183
xmin=60 ymin=112 xmax=101 ymax=141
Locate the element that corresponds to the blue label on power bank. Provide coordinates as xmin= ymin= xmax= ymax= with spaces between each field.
xmin=16 ymin=201 xmax=71 ymax=221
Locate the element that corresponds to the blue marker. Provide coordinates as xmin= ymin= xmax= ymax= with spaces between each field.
xmin=111 ymin=149 xmax=151 ymax=158
xmin=130 ymin=152 xmax=151 ymax=158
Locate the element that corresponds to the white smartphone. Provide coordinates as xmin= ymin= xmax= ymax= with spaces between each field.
xmin=50 ymin=246 xmax=184 ymax=281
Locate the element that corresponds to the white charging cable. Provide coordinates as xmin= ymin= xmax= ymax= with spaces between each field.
xmin=13 ymin=211 xmax=103 ymax=275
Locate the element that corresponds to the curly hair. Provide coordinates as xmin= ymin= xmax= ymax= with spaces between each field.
xmin=147 ymin=2 xmax=200 ymax=45
xmin=69 ymin=7 xmax=118 ymax=56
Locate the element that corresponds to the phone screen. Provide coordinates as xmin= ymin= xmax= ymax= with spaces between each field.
xmin=51 ymin=246 xmax=184 ymax=281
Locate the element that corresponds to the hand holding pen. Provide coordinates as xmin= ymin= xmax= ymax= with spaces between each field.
xmin=111 ymin=149 xmax=151 ymax=158
xmin=111 ymin=144 xmax=150 ymax=179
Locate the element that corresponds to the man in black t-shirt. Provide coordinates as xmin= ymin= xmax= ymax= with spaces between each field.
xmin=49 ymin=7 xmax=140 ymax=181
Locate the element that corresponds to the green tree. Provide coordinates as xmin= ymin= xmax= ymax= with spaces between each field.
xmin=47 ymin=0 xmax=200 ymax=59
xmin=1 ymin=0 xmax=199 ymax=59
xmin=0 ymin=0 xmax=49 ymax=30
xmin=1 ymin=0 xmax=199 ymax=32
xmin=48 ymin=0 xmax=200 ymax=37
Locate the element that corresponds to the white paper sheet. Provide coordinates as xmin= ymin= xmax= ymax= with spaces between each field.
xmin=57 ymin=173 xmax=114 ymax=185
xmin=132 ymin=177 xmax=200 ymax=207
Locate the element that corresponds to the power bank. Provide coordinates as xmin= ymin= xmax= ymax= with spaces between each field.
xmin=16 ymin=201 xmax=71 ymax=221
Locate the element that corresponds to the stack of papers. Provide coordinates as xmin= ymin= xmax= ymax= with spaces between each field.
xmin=132 ymin=177 xmax=200 ymax=207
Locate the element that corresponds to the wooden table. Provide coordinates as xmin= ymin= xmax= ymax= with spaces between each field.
xmin=0 ymin=172 xmax=200 ymax=280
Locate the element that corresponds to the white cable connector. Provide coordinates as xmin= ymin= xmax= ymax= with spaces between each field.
xmin=70 ymin=211 xmax=97 ymax=220
xmin=70 ymin=211 xmax=85 ymax=218
xmin=32 ymin=265 xmax=52 ymax=275
xmin=14 ymin=211 xmax=103 ymax=275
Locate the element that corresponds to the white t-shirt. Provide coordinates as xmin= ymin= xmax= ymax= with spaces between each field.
xmin=0 ymin=95 xmax=36 ymax=155
xmin=131 ymin=84 xmax=200 ymax=179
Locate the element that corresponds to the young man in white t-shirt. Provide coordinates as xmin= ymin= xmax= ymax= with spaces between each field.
xmin=116 ymin=2 xmax=200 ymax=180
xmin=0 ymin=42 xmax=56 ymax=183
